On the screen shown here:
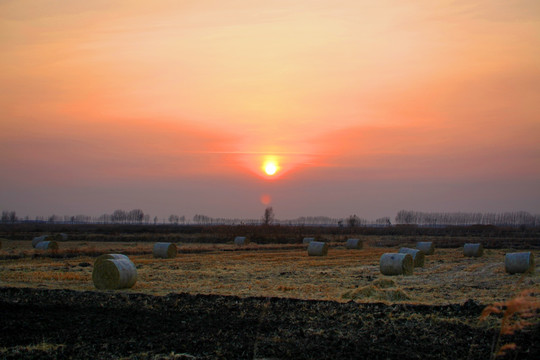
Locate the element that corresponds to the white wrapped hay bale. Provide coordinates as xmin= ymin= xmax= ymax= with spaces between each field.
xmin=153 ymin=242 xmax=177 ymax=258
xmin=32 ymin=235 xmax=49 ymax=248
xmin=399 ymin=247 xmax=425 ymax=267
xmin=345 ymin=238 xmax=363 ymax=249
xmin=380 ymin=253 xmax=414 ymax=276
xmin=234 ymin=236 xmax=250 ymax=245
xmin=92 ymin=257 xmax=137 ymax=289
xmin=303 ymin=237 xmax=315 ymax=244
xmin=308 ymin=241 xmax=328 ymax=256
xmin=35 ymin=241 xmax=58 ymax=250
xmin=463 ymin=243 xmax=483 ymax=257
xmin=505 ymin=252 xmax=535 ymax=274
xmin=416 ymin=241 xmax=434 ymax=255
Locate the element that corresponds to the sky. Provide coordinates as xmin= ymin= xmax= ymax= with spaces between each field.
xmin=1 ymin=0 xmax=539 ymax=222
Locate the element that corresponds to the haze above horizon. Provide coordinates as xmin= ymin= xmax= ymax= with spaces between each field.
xmin=1 ymin=0 xmax=539 ymax=220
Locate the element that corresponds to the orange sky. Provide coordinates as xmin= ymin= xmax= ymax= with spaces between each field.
xmin=1 ymin=0 xmax=539 ymax=220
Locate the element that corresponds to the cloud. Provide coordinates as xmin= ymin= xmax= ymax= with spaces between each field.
xmin=0 ymin=117 xmax=240 ymax=186
xmin=312 ymin=110 xmax=540 ymax=181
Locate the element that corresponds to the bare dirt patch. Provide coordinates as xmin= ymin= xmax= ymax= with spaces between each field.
xmin=0 ymin=287 xmax=538 ymax=359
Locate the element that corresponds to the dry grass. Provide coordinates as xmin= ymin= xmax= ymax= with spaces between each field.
xmin=373 ymin=277 xmax=397 ymax=288
xmin=0 ymin=341 xmax=65 ymax=355
xmin=342 ymin=277 xmax=410 ymax=302
xmin=0 ymin=239 xmax=538 ymax=305
xmin=481 ymin=288 xmax=540 ymax=358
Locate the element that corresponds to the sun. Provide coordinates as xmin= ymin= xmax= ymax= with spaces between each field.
xmin=259 ymin=155 xmax=281 ymax=178
xmin=264 ymin=161 xmax=278 ymax=176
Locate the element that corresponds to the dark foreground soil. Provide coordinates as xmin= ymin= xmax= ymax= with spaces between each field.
xmin=0 ymin=287 xmax=537 ymax=359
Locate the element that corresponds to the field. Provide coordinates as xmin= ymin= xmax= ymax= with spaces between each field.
xmin=0 ymin=226 xmax=539 ymax=359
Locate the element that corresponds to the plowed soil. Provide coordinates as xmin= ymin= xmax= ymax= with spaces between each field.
xmin=0 ymin=287 xmax=538 ymax=359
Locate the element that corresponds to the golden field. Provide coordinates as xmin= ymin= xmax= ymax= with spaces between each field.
xmin=0 ymin=238 xmax=538 ymax=305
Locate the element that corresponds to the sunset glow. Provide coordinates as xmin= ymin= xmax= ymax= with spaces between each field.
xmin=0 ymin=0 xmax=539 ymax=220
xmin=264 ymin=162 xmax=278 ymax=176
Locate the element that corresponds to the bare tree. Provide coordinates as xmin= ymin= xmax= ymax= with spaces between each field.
xmin=1 ymin=211 xmax=17 ymax=223
xmin=112 ymin=209 xmax=127 ymax=223
xmin=262 ymin=207 xmax=275 ymax=225
xmin=347 ymin=214 xmax=360 ymax=227
xmin=97 ymin=213 xmax=111 ymax=224
xmin=48 ymin=214 xmax=62 ymax=223
xmin=193 ymin=214 xmax=211 ymax=224
xmin=1 ymin=211 xmax=9 ymax=223
xmin=375 ymin=217 xmax=391 ymax=226
xmin=169 ymin=214 xmax=180 ymax=225
xmin=128 ymin=209 xmax=144 ymax=224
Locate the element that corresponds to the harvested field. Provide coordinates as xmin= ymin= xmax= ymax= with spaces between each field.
xmin=0 ymin=235 xmax=539 ymax=359
xmin=0 ymin=239 xmax=538 ymax=304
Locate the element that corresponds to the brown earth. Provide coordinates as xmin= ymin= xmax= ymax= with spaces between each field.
xmin=0 ymin=287 xmax=538 ymax=359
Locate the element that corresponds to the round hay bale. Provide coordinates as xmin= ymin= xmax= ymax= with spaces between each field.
xmin=32 ymin=235 xmax=49 ymax=248
xmin=380 ymin=253 xmax=414 ymax=276
xmin=398 ymin=247 xmax=425 ymax=267
xmin=345 ymin=238 xmax=363 ymax=249
xmin=307 ymin=241 xmax=328 ymax=256
xmin=95 ymin=254 xmax=130 ymax=266
xmin=35 ymin=241 xmax=58 ymax=250
xmin=463 ymin=243 xmax=483 ymax=257
xmin=234 ymin=236 xmax=250 ymax=246
xmin=416 ymin=241 xmax=434 ymax=255
xmin=303 ymin=237 xmax=315 ymax=244
xmin=505 ymin=252 xmax=535 ymax=274
xmin=92 ymin=258 xmax=137 ymax=289
xmin=153 ymin=242 xmax=177 ymax=258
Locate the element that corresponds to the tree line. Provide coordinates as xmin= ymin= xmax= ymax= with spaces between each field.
xmin=2 ymin=208 xmax=539 ymax=227
xmin=394 ymin=210 xmax=540 ymax=227
xmin=1 ymin=209 xmax=151 ymax=225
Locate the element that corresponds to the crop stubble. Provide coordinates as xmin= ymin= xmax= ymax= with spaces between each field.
xmin=0 ymin=240 xmax=538 ymax=305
